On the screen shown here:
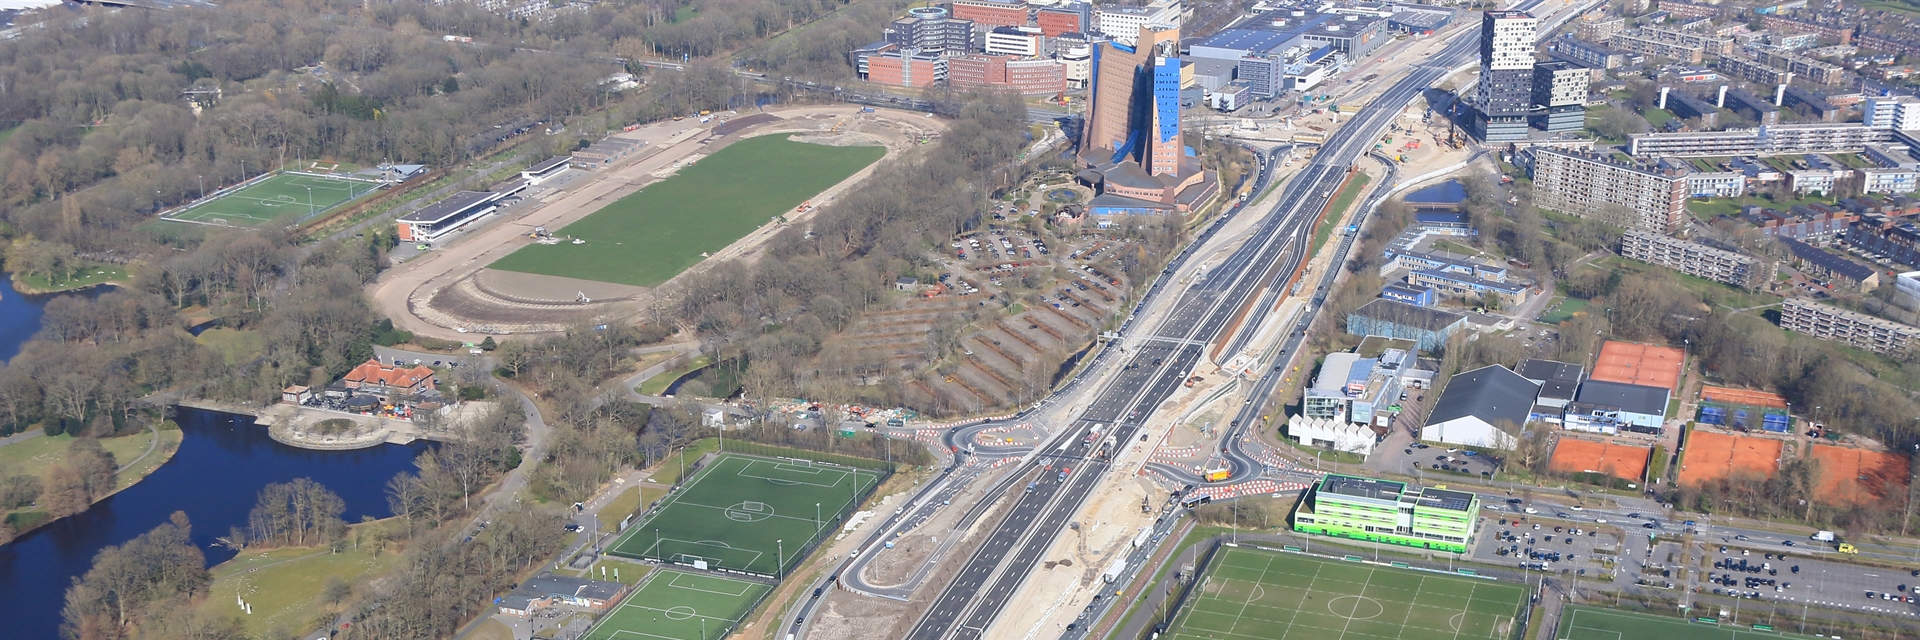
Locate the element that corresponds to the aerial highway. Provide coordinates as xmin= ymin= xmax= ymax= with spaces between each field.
xmin=896 ymin=1 xmax=1604 ymax=638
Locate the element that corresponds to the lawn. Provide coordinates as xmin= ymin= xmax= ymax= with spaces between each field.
xmin=1164 ymin=547 xmax=1529 ymax=640
xmin=2 ymin=425 xmax=183 ymax=530
xmin=197 ymin=328 xmax=267 ymax=366
xmin=1642 ymin=108 xmax=1676 ymax=128
xmin=607 ymin=454 xmax=882 ymax=576
xmin=1593 ymin=256 xmax=1782 ymax=310
xmin=1538 ymin=296 xmax=1591 ymax=325
xmin=203 ymin=520 xmax=406 ymax=639
xmin=13 ymin=262 xmax=129 ymax=294
xmin=1859 ymin=0 xmax=1920 ymax=16
xmin=489 ymin=136 xmax=884 ymax=287
xmin=601 ymin=486 xmax=645 ymax=533
xmin=1686 ymin=194 xmax=1832 ymax=220
xmin=583 ymin=569 xmax=770 ymax=640
xmin=1557 ymin=605 xmax=1821 ymax=639
xmin=1310 ymin=173 xmax=1374 ymax=257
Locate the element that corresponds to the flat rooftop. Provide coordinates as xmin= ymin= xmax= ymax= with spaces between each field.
xmin=1319 ymin=474 xmax=1406 ymax=502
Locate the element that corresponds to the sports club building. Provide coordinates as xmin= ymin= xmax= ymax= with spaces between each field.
xmin=397 ymin=190 xmax=504 ymax=243
xmin=1291 ymin=474 xmax=1480 ymax=553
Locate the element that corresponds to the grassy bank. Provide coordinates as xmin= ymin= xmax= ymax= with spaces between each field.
xmin=11 ymin=263 xmax=130 ymax=294
xmin=1 ymin=424 xmax=184 ymax=535
xmin=202 ymin=519 xmax=409 ymax=638
xmin=636 ymin=354 xmax=713 ymax=396
xmin=1310 ymin=172 xmax=1374 ymax=258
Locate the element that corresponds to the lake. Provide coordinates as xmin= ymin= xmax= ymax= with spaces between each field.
xmin=0 ymin=275 xmax=433 ymax=639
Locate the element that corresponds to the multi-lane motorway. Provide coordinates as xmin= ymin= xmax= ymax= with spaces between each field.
xmin=896 ymin=2 xmax=1606 ymax=638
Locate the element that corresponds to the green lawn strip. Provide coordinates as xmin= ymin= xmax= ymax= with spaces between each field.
xmin=1648 ymin=444 xmax=1668 ymax=482
xmin=607 ymin=454 xmax=881 ymax=576
xmin=583 ymin=569 xmax=769 ymax=640
xmin=1309 ymin=173 xmax=1374 ymax=257
xmin=1112 ymin=525 xmax=1232 ymax=638
xmin=584 ymin=557 xmax=653 ymax=585
xmin=600 ymin=486 xmax=643 ymax=533
xmin=12 ymin=262 xmax=129 ymax=293
xmin=1642 ymin=108 xmax=1675 ymax=128
xmin=648 ymin=437 xmax=723 ymax=485
xmin=489 ymin=136 xmax=884 ymax=287
xmin=638 ymin=354 xmax=715 ymax=396
xmin=1556 ymin=605 xmax=1824 ymax=639
xmin=203 ymin=524 xmax=404 ymax=639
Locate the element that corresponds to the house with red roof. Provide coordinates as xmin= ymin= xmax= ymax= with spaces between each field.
xmin=342 ymin=359 xmax=437 ymax=398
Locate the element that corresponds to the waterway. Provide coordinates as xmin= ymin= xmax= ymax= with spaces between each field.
xmin=0 ymin=274 xmax=434 ymax=639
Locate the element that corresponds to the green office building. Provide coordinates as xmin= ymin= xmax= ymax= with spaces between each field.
xmin=1291 ymin=474 xmax=1479 ymax=554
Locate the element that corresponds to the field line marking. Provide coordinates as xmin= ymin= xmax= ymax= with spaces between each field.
xmin=1286 ymin=555 xmax=1323 ymax=640
xmin=1338 ymin=566 xmax=1376 ymax=640
xmin=668 ymin=572 xmax=756 ymax=597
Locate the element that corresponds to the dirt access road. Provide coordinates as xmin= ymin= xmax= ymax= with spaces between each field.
xmin=368 ymin=106 xmax=942 ymax=341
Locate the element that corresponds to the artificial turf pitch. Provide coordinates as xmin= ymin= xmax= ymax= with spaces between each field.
xmin=1556 ymin=605 xmax=1820 ymax=640
xmin=1163 ymin=547 xmax=1529 ymax=640
xmin=582 ymin=569 xmax=769 ymax=640
xmin=606 ymin=453 xmax=881 ymax=577
xmin=486 ymin=135 xmax=884 ymax=287
xmin=166 ymin=172 xmax=375 ymax=227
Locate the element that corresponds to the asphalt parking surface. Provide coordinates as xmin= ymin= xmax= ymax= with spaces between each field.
xmin=1702 ymin=543 xmax=1920 ymax=617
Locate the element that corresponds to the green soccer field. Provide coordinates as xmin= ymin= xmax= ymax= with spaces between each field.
xmin=487 ymin=135 xmax=884 ymax=287
xmin=1557 ymin=606 xmax=1820 ymax=640
xmin=582 ymin=569 xmax=770 ymax=640
xmin=1165 ymin=547 xmax=1530 ymax=640
xmin=168 ymin=172 xmax=377 ymax=227
xmin=607 ymin=454 xmax=882 ymax=576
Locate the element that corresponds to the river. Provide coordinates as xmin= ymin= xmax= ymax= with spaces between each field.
xmin=0 ymin=275 xmax=433 ymax=640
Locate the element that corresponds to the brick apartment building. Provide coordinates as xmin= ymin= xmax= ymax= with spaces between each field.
xmin=948 ymin=55 xmax=1066 ymax=94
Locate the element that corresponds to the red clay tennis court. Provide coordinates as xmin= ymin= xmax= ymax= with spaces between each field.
xmin=1678 ymin=431 xmax=1782 ymax=486
xmin=1549 ymin=439 xmax=1651 ymax=481
xmin=1590 ymin=341 xmax=1684 ymax=391
xmin=1699 ymin=386 xmax=1788 ymax=409
xmin=1810 ymin=444 xmax=1909 ymax=505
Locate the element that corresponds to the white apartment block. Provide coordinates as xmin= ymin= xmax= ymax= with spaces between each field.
xmin=1530 ymin=148 xmax=1687 ymax=234
xmin=1097 ymin=0 xmax=1182 ymax=45
xmin=1781 ymin=298 xmax=1920 ymax=357
xmin=985 ymin=27 xmax=1043 ymax=57
xmin=1864 ymin=96 xmax=1920 ymax=131
xmin=1620 ymin=230 xmax=1773 ymax=289
xmin=1628 ymin=123 xmax=1896 ymax=157
xmin=1484 ymin=11 xmax=1538 ymax=70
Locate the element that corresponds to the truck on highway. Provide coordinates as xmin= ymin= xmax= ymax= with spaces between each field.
xmin=1084 ymin=423 xmax=1106 ymax=443
xmin=1813 ymin=531 xmax=1836 ymax=542
xmin=1204 ymin=468 xmax=1231 ymax=482
xmin=1103 ymin=557 xmax=1128 ymax=583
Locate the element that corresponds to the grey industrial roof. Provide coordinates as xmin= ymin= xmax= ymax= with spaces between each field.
xmin=1516 ymin=359 xmax=1584 ymax=384
xmin=1417 ymin=488 xmax=1475 ymax=512
xmin=520 ymin=572 xmax=624 ymax=601
xmin=1539 ymin=379 xmax=1579 ymax=402
xmin=1193 ymin=28 xmax=1298 ymax=54
xmin=1424 ymin=365 xmax=1538 ymax=432
xmin=1351 ymin=298 xmax=1466 ymax=332
xmin=1573 ymin=379 xmax=1669 ymax=416
xmin=1780 ymin=238 xmax=1876 ymax=282
xmin=1320 ymin=474 xmax=1406 ymax=502
xmin=527 ymin=156 xmax=572 ymax=173
xmin=398 ymin=191 xmax=500 ymax=224
xmin=1383 ymin=282 xmax=1433 ymax=298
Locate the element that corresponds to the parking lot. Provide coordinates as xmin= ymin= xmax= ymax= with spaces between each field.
xmin=1471 ymin=510 xmax=1625 ymax=582
xmin=1699 ymin=543 xmax=1920 ymax=618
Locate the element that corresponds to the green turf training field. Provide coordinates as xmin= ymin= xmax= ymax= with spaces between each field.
xmin=166 ymin=172 xmax=378 ymax=227
xmin=607 ymin=453 xmax=882 ymax=576
xmin=487 ymin=135 xmax=884 ymax=287
xmin=582 ymin=569 xmax=770 ymax=640
xmin=1556 ymin=606 xmax=1820 ymax=640
xmin=1164 ymin=546 xmax=1530 ymax=640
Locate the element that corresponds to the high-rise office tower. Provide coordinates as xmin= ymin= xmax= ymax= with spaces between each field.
xmin=1531 ymin=61 xmax=1589 ymax=132
xmin=1475 ymin=10 xmax=1537 ymax=142
xmin=1084 ymin=23 xmax=1185 ymax=177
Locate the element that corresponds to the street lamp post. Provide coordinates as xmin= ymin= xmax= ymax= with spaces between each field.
xmin=778 ymin=539 xmax=785 ymax=581
xmin=198 ymin=175 xmax=205 ymax=201
xmin=306 ymin=186 xmax=314 ymax=216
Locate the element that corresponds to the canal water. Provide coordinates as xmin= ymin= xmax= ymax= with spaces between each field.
xmin=0 ymin=275 xmax=432 ymax=639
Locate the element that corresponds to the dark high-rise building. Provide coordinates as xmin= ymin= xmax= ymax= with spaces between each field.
xmin=1531 ymin=61 xmax=1588 ymax=132
xmin=1474 ymin=11 xmax=1537 ymax=142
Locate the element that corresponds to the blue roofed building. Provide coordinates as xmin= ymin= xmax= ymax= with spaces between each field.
xmin=1382 ymin=282 xmax=1437 ymax=307
xmin=1347 ymin=298 xmax=1466 ymax=352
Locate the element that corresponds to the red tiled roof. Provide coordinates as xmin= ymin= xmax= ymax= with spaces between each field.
xmin=344 ymin=359 xmax=436 ymax=390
